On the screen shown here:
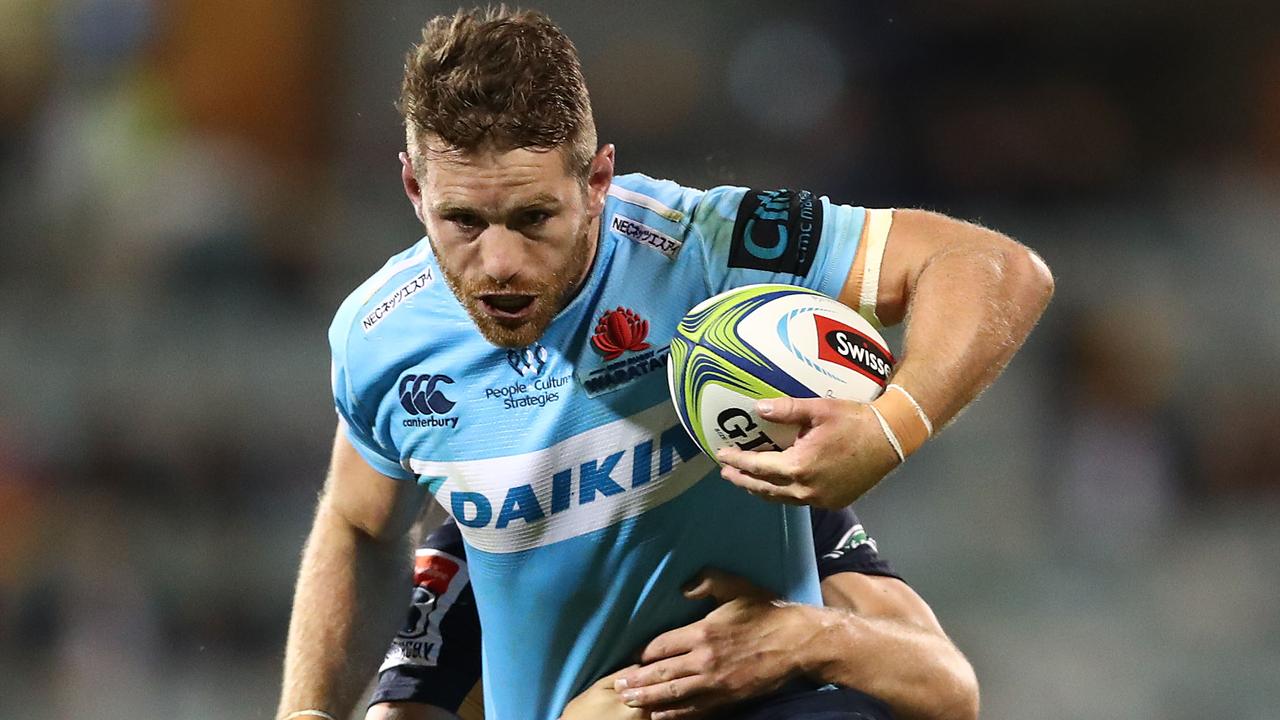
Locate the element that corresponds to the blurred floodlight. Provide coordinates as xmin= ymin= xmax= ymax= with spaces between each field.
xmin=728 ymin=21 xmax=846 ymax=135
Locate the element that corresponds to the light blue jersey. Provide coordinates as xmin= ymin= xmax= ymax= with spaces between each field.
xmin=330 ymin=173 xmax=868 ymax=720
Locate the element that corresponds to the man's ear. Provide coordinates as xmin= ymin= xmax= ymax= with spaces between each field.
xmin=400 ymin=152 xmax=426 ymax=224
xmin=585 ymin=144 xmax=615 ymax=217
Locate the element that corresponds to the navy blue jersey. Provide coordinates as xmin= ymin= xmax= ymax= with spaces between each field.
xmin=370 ymin=506 xmax=900 ymax=712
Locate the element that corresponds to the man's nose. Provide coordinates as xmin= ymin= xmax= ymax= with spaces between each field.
xmin=478 ymin=228 xmax=527 ymax=284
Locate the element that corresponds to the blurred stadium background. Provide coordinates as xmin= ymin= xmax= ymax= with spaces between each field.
xmin=2 ymin=1 xmax=1279 ymax=718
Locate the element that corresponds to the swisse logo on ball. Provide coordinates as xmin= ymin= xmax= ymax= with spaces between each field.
xmin=814 ymin=315 xmax=893 ymax=385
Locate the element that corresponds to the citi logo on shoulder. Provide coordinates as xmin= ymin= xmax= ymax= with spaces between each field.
xmin=399 ymin=373 xmax=459 ymax=428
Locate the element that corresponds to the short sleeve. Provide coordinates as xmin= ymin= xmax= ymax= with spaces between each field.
xmin=330 ymin=326 xmax=415 ymax=481
xmin=691 ymin=186 xmax=867 ymax=299
xmin=810 ymin=507 xmax=902 ymax=581
xmin=369 ymin=519 xmax=482 ymax=711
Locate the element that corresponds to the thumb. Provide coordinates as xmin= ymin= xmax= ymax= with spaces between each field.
xmin=682 ymin=568 xmax=774 ymax=604
xmin=756 ymin=396 xmax=826 ymax=426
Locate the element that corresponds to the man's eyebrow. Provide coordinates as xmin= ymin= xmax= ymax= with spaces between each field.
xmin=433 ymin=194 xmax=561 ymax=217
xmin=433 ymin=201 xmax=477 ymax=216
xmin=512 ymin=193 xmax=561 ymax=209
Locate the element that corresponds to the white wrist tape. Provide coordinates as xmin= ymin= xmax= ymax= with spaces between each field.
xmin=887 ymin=383 xmax=933 ymax=435
xmin=868 ymin=403 xmax=905 ymax=463
xmin=282 ymin=711 xmax=337 ymax=720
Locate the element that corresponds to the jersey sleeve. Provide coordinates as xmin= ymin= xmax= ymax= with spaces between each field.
xmin=369 ymin=519 xmax=482 ymax=711
xmin=329 ymin=314 xmax=415 ymax=480
xmin=810 ymin=507 xmax=902 ymax=581
xmin=690 ymin=185 xmax=867 ymax=300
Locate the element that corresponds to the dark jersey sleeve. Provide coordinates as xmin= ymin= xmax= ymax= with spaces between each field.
xmin=809 ymin=507 xmax=903 ymax=582
xmin=368 ymin=520 xmax=482 ymax=711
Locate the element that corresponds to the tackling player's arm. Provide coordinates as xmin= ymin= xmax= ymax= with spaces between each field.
xmin=719 ymin=208 xmax=1055 ymax=507
xmin=612 ymin=570 xmax=976 ymax=720
xmin=278 ymin=426 xmax=430 ymax=720
xmin=603 ymin=509 xmax=977 ymax=720
xmin=800 ymin=571 xmax=979 ymax=720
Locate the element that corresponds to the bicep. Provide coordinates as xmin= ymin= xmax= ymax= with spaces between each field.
xmin=819 ymin=572 xmax=944 ymax=636
xmin=324 ymin=423 xmax=430 ymax=542
xmin=838 ymin=208 xmax=1019 ymax=327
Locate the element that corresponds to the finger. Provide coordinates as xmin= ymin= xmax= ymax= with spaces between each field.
xmin=616 ymin=654 xmax=699 ymax=691
xmin=599 ymin=664 xmax=642 ymax=688
xmin=718 ymin=465 xmax=807 ymax=505
xmin=682 ymin=568 xmax=774 ymax=604
xmin=638 ymin=624 xmax=704 ymax=664
xmin=756 ymin=396 xmax=828 ymax=426
xmin=620 ymin=674 xmax=713 ymax=709
xmin=715 ymin=447 xmax=795 ymax=482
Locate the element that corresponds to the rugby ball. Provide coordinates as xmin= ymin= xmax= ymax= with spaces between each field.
xmin=667 ymin=284 xmax=894 ymax=459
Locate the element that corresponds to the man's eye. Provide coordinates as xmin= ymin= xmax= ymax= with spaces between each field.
xmin=522 ymin=210 xmax=551 ymax=226
xmin=449 ymin=214 xmax=484 ymax=230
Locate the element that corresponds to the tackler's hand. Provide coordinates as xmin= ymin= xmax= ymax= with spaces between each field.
xmin=715 ymin=397 xmax=900 ymax=509
xmin=614 ymin=569 xmax=811 ymax=720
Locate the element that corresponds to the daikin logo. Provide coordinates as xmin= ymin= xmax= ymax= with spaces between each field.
xmin=409 ymin=404 xmax=714 ymax=554
xmin=449 ymin=424 xmax=698 ymax=530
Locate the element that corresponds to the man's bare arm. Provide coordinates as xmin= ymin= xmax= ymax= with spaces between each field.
xmin=862 ymin=208 xmax=1054 ymax=426
xmin=797 ymin=573 xmax=979 ymax=720
xmin=278 ymin=427 xmax=429 ymax=719
xmin=615 ymin=569 xmax=977 ymax=720
xmin=719 ymin=209 xmax=1054 ymax=507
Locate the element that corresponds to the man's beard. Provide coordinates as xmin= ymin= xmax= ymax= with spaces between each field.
xmin=433 ymin=224 xmax=594 ymax=349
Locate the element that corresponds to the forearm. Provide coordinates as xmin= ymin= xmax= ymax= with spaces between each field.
xmin=279 ymin=499 xmax=413 ymax=719
xmin=890 ymin=226 xmax=1053 ymax=428
xmin=795 ymin=605 xmax=978 ymax=720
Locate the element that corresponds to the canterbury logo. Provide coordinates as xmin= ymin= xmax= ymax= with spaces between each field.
xmin=399 ymin=374 xmax=456 ymax=415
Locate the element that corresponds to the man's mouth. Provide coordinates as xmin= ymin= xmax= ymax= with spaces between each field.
xmin=478 ymin=293 xmax=537 ymax=320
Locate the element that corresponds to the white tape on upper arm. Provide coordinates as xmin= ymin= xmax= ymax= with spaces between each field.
xmin=859 ymin=208 xmax=893 ymax=328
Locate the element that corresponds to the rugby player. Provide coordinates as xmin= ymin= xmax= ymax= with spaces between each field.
xmin=367 ymin=507 xmax=977 ymax=720
xmin=277 ymin=8 xmax=1052 ymax=720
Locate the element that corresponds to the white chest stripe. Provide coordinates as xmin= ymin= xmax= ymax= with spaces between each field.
xmin=408 ymin=404 xmax=713 ymax=554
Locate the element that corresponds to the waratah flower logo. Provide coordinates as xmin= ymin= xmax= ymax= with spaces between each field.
xmin=591 ymin=306 xmax=651 ymax=361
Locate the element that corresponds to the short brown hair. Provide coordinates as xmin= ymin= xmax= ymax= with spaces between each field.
xmin=398 ymin=7 xmax=597 ymax=178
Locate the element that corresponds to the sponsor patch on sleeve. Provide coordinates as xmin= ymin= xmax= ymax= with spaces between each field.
xmin=728 ymin=189 xmax=824 ymax=275
xmin=610 ymin=214 xmax=682 ymax=258
xmin=379 ymin=548 xmax=468 ymax=670
xmin=821 ymin=523 xmax=878 ymax=560
xmin=362 ymin=269 xmax=434 ymax=333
